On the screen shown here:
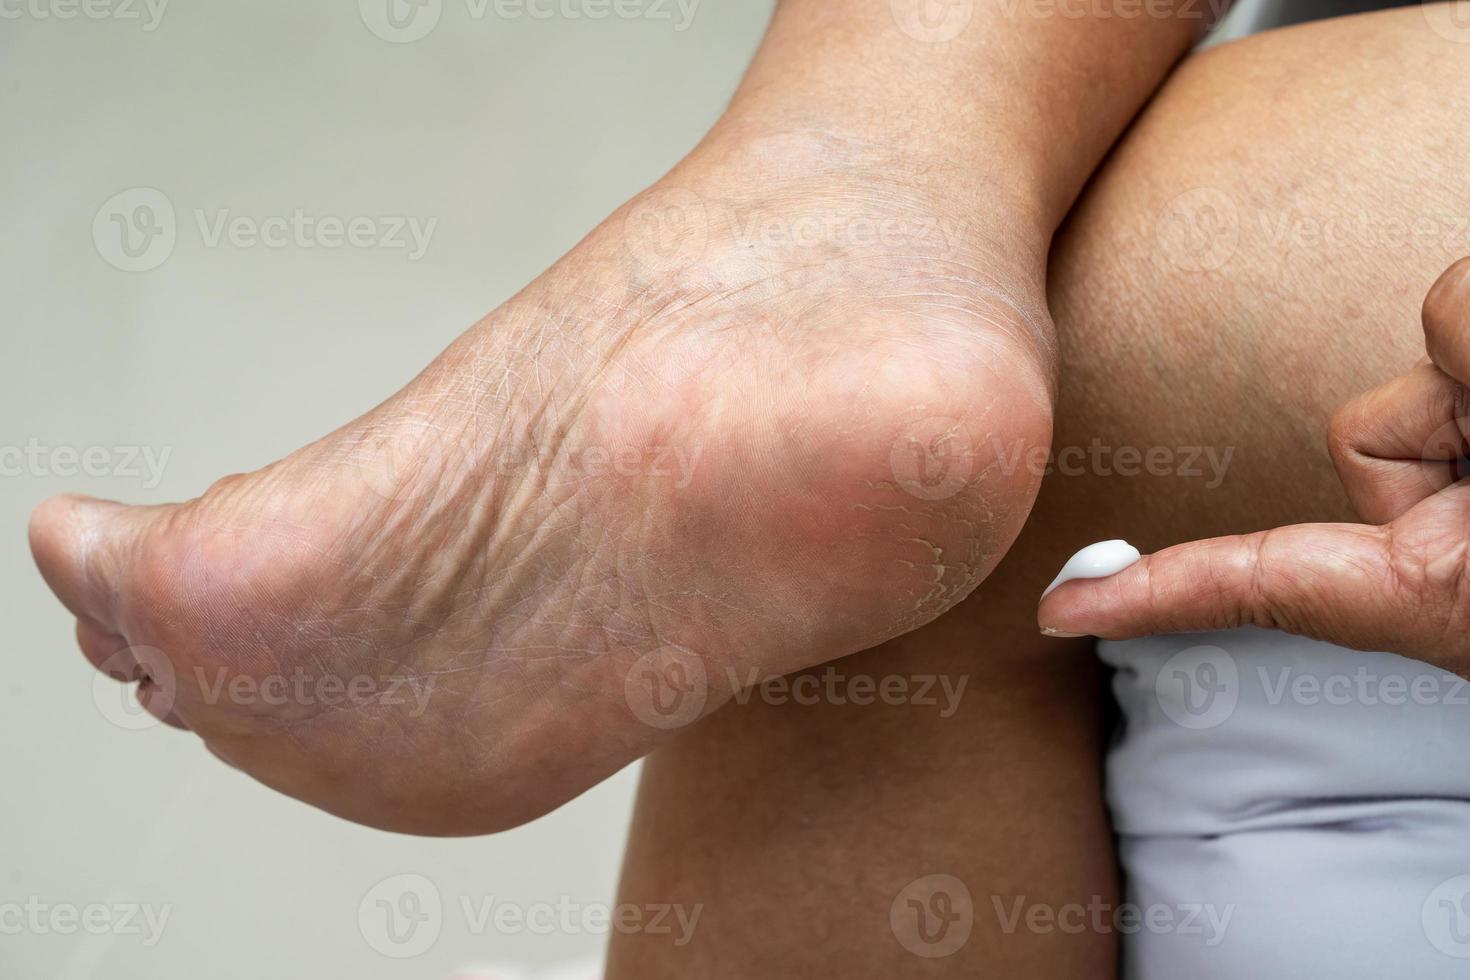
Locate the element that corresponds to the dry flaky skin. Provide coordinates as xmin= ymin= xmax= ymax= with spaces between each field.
xmin=610 ymin=8 xmax=1470 ymax=979
xmin=33 ymin=0 xmax=1209 ymax=841
xmin=31 ymin=123 xmax=1057 ymax=835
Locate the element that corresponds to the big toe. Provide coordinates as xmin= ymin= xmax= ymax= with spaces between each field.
xmin=29 ymin=493 xmax=154 ymax=630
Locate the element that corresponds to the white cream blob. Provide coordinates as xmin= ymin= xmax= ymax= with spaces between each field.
xmin=1041 ymin=540 xmax=1142 ymax=600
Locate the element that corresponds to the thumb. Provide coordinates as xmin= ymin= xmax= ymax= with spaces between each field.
xmin=28 ymin=493 xmax=156 ymax=631
xmin=1037 ymin=522 xmax=1410 ymax=655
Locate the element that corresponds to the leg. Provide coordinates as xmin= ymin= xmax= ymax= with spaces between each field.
xmin=608 ymin=7 xmax=1470 ymax=975
xmin=29 ymin=0 xmax=1216 ymax=839
xmin=28 ymin=116 xmax=1057 ymax=835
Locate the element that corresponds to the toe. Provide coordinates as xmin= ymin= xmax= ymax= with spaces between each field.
xmin=138 ymin=678 xmax=190 ymax=730
xmin=75 ymin=618 xmax=136 ymax=680
xmin=29 ymin=493 xmax=150 ymax=630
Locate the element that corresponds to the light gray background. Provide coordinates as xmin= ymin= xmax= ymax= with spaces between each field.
xmin=0 ymin=0 xmax=1277 ymax=977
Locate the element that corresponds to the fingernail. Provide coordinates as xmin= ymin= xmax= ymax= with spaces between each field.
xmin=1040 ymin=627 xmax=1086 ymax=639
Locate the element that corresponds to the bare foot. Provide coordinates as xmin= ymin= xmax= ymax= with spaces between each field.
xmin=30 ymin=125 xmax=1054 ymax=834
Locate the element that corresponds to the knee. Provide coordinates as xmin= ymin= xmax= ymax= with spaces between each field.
xmin=1038 ymin=8 xmax=1470 ymax=538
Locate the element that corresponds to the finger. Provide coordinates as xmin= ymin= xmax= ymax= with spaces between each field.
xmin=1037 ymin=521 xmax=1411 ymax=654
xmin=1328 ymin=362 xmax=1470 ymax=523
xmin=1424 ymin=256 xmax=1470 ymax=384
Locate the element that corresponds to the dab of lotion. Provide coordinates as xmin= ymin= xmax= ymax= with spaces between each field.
xmin=1042 ymin=540 xmax=1142 ymax=599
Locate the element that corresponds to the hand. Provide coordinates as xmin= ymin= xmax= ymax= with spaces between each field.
xmin=1038 ymin=259 xmax=1470 ymax=676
